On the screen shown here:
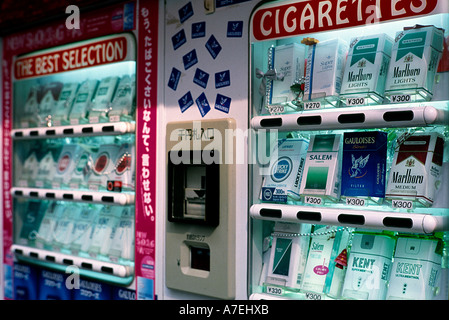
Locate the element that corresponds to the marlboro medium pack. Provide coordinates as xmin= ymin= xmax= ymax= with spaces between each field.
xmin=386 ymin=132 xmax=444 ymax=207
xmin=341 ymin=131 xmax=387 ymax=201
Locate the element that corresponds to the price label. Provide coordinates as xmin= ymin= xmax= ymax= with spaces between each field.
xmin=345 ymin=197 xmax=366 ymax=207
xmin=266 ymin=286 xmax=283 ymax=296
xmin=267 ymin=105 xmax=284 ymax=114
xmin=346 ymin=97 xmax=365 ymax=106
xmin=304 ymin=292 xmax=322 ymax=300
xmin=304 ymin=196 xmax=322 ymax=205
xmin=304 ymin=101 xmax=321 ymax=110
xmin=390 ymin=94 xmax=411 ymax=104
xmin=392 ymin=199 xmax=414 ymax=210
xmin=109 ymin=115 xmax=121 ymax=122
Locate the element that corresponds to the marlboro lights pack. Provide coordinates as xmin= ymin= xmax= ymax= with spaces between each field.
xmin=300 ymin=134 xmax=342 ymax=201
xmin=261 ymin=138 xmax=309 ymax=203
xmin=340 ymin=34 xmax=393 ymax=105
xmin=385 ymin=25 xmax=444 ymax=102
xmin=385 ymin=132 xmax=444 ymax=207
xmin=341 ymin=131 xmax=387 ymax=201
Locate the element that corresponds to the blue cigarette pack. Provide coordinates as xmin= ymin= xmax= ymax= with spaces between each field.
xmin=341 ymin=131 xmax=387 ymax=200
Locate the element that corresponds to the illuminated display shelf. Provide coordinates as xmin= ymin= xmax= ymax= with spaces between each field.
xmin=11 ymin=187 xmax=135 ymax=206
xmin=11 ymin=121 xmax=136 ymax=139
xmin=250 ymin=101 xmax=449 ymax=234
xmin=251 ymin=102 xmax=449 ymax=131
xmin=11 ymin=244 xmax=134 ymax=284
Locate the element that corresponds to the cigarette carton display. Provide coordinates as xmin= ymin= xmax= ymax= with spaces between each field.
xmin=265 ymin=222 xmax=311 ymax=290
xmin=386 ymin=237 xmax=442 ymax=300
xmin=340 ymin=34 xmax=393 ymax=105
xmin=268 ymin=43 xmax=306 ymax=105
xmin=342 ymin=232 xmax=396 ymax=300
xmin=304 ymin=39 xmax=348 ymax=107
xmin=51 ymin=82 xmax=79 ymax=126
xmin=88 ymin=144 xmax=121 ymax=191
xmin=89 ymin=76 xmax=119 ymax=123
xmin=69 ymin=79 xmax=98 ymax=125
xmin=261 ymin=138 xmax=309 ymax=203
xmin=385 ymin=25 xmax=444 ymax=101
xmin=109 ymin=75 xmax=136 ymax=121
xmin=386 ymin=132 xmax=444 ymax=207
xmin=300 ymin=225 xmax=350 ymax=297
xmin=300 ymin=134 xmax=341 ymax=201
xmin=341 ymin=131 xmax=387 ymax=201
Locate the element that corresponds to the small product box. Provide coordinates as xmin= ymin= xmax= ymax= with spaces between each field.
xmin=301 ymin=225 xmax=350 ymax=298
xmin=341 ymin=131 xmax=387 ymax=202
xmin=300 ymin=134 xmax=341 ymax=202
xmin=342 ymin=232 xmax=396 ymax=300
xmin=89 ymin=76 xmax=119 ymax=123
xmin=261 ymin=138 xmax=309 ymax=203
xmin=73 ymin=278 xmax=112 ymax=300
xmin=385 ymin=25 xmax=444 ymax=102
xmin=51 ymin=82 xmax=79 ymax=126
xmin=264 ymin=222 xmax=312 ymax=290
xmin=268 ymin=43 xmax=306 ymax=105
xmin=107 ymin=142 xmax=135 ymax=192
xmin=69 ymin=79 xmax=98 ymax=125
xmin=88 ymin=144 xmax=121 ymax=191
xmin=386 ymin=132 xmax=444 ymax=207
xmin=35 ymin=151 xmax=58 ymax=188
xmin=340 ymin=34 xmax=393 ymax=105
xmin=52 ymin=144 xmax=80 ymax=189
xmin=38 ymin=269 xmax=72 ymax=300
xmin=386 ymin=237 xmax=442 ymax=300
xmin=304 ymin=39 xmax=348 ymax=107
xmin=13 ymin=263 xmax=39 ymax=300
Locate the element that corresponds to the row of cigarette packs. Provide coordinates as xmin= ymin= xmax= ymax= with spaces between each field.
xmin=17 ymin=142 xmax=135 ymax=192
xmin=17 ymin=201 xmax=134 ymax=264
xmin=18 ymin=74 xmax=135 ymax=128
xmin=267 ymin=25 xmax=445 ymax=107
xmin=264 ymin=223 xmax=446 ymax=300
xmin=261 ymin=131 xmax=445 ymax=208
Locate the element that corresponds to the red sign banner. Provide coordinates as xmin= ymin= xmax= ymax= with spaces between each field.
xmin=14 ymin=36 xmax=128 ymax=79
xmin=252 ymin=0 xmax=439 ymax=41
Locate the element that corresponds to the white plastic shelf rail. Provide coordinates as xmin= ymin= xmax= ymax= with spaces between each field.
xmin=250 ymin=203 xmax=449 ymax=234
xmin=11 ymin=244 xmax=133 ymax=278
xmin=11 ymin=121 xmax=135 ymax=139
xmin=251 ymin=104 xmax=448 ymax=131
xmin=11 ymin=187 xmax=135 ymax=206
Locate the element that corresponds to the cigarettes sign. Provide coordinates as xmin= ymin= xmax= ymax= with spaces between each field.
xmin=251 ymin=0 xmax=439 ymax=41
xmin=14 ymin=35 xmax=129 ymax=79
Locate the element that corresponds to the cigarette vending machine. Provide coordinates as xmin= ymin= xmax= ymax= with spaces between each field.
xmin=248 ymin=0 xmax=449 ymax=300
xmin=158 ymin=0 xmax=257 ymax=299
xmin=1 ymin=0 xmax=159 ymax=300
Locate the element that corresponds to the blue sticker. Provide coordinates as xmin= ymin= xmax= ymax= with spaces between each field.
xmin=216 ymin=0 xmax=251 ymax=8
xmin=168 ymin=67 xmax=181 ymax=91
xmin=215 ymin=93 xmax=231 ymax=113
xmin=192 ymin=21 xmax=206 ymax=39
xmin=182 ymin=49 xmax=198 ymax=70
xmin=195 ymin=92 xmax=211 ymax=117
xmin=178 ymin=2 xmax=194 ymax=24
xmin=123 ymin=2 xmax=135 ymax=30
xmin=172 ymin=29 xmax=187 ymax=50
xmin=227 ymin=21 xmax=243 ymax=37
xmin=178 ymin=91 xmax=194 ymax=113
xmin=193 ymin=68 xmax=209 ymax=89
xmin=215 ymin=70 xmax=230 ymax=88
xmin=205 ymin=35 xmax=222 ymax=60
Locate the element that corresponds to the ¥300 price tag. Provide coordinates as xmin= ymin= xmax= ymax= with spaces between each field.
xmin=390 ymin=94 xmax=411 ymax=104
xmin=304 ymin=196 xmax=322 ymax=205
xmin=346 ymin=97 xmax=365 ymax=106
xmin=345 ymin=197 xmax=366 ymax=207
xmin=392 ymin=199 xmax=414 ymax=210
